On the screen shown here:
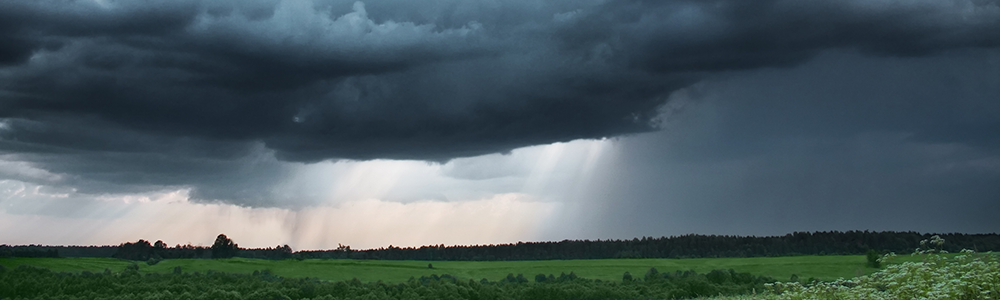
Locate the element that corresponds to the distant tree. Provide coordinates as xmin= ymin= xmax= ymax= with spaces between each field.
xmin=123 ymin=263 xmax=140 ymax=276
xmin=644 ymin=267 xmax=660 ymax=281
xmin=622 ymin=271 xmax=633 ymax=282
xmin=113 ymin=239 xmax=153 ymax=260
xmin=866 ymin=249 xmax=881 ymax=268
xmin=211 ymin=234 xmax=238 ymax=259
xmin=556 ymin=272 xmax=578 ymax=282
xmin=515 ymin=274 xmax=529 ymax=283
xmin=154 ymin=240 xmax=166 ymax=249
xmin=427 ymin=263 xmax=434 ymax=269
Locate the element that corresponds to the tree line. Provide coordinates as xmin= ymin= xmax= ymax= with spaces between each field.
xmin=2 ymin=231 xmax=998 ymax=260
xmin=295 ymin=231 xmax=1000 ymax=261
xmin=110 ymin=234 xmax=292 ymax=262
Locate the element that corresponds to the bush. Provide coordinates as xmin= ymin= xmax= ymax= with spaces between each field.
xmin=644 ymin=267 xmax=660 ymax=281
xmin=768 ymin=235 xmax=1000 ymax=299
xmin=865 ymin=249 xmax=880 ymax=268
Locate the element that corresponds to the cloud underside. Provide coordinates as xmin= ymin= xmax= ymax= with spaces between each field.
xmin=1 ymin=0 xmax=999 ymax=205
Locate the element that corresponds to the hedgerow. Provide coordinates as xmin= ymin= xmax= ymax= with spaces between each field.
xmin=0 ymin=264 xmax=772 ymax=300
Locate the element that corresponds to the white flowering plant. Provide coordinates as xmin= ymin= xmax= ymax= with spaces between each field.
xmin=763 ymin=235 xmax=1000 ymax=300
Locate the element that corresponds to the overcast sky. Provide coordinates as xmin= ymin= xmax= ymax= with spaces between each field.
xmin=1 ymin=0 xmax=998 ymax=249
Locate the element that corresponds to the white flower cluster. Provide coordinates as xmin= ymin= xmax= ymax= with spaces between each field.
xmin=764 ymin=236 xmax=1000 ymax=300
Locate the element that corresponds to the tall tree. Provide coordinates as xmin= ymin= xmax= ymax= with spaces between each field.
xmin=211 ymin=234 xmax=238 ymax=259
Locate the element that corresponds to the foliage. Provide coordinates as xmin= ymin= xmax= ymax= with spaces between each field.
xmin=212 ymin=234 xmax=240 ymax=259
xmin=865 ymin=249 xmax=880 ymax=268
xmin=293 ymin=231 xmax=1000 ymax=261
xmin=2 ymin=253 xmax=910 ymax=283
xmin=0 ymin=245 xmax=59 ymax=258
xmin=766 ymin=235 xmax=1000 ymax=300
xmin=112 ymin=239 xmax=211 ymax=260
xmin=0 ymin=264 xmax=774 ymax=300
xmin=147 ymin=256 xmax=162 ymax=266
xmin=6 ymin=231 xmax=1000 ymax=261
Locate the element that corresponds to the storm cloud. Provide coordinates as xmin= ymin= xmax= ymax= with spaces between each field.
xmin=555 ymin=50 xmax=1000 ymax=240
xmin=2 ymin=0 xmax=1000 ymax=206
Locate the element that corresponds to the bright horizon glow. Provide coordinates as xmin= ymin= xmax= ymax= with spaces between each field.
xmin=0 ymin=139 xmax=613 ymax=250
xmin=0 ymin=188 xmax=561 ymax=249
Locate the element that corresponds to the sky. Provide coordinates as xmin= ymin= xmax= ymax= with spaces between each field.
xmin=1 ymin=0 xmax=999 ymax=250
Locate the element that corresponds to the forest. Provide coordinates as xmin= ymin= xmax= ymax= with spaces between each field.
xmin=3 ymin=231 xmax=998 ymax=261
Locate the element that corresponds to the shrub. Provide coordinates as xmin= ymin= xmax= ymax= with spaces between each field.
xmin=865 ymin=249 xmax=880 ymax=268
xmin=644 ymin=267 xmax=660 ymax=281
xmin=767 ymin=235 xmax=1000 ymax=300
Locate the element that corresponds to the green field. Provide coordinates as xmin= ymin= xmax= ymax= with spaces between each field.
xmin=1 ymin=254 xmax=913 ymax=283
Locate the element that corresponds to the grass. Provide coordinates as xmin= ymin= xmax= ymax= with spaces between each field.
xmin=0 ymin=254 xmax=935 ymax=284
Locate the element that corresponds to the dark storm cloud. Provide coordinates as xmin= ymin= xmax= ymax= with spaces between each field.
xmin=558 ymin=0 xmax=1000 ymax=73
xmin=562 ymin=51 xmax=1000 ymax=238
xmin=2 ymin=0 xmax=999 ymax=205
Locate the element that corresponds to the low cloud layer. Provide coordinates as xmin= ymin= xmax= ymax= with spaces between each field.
xmin=2 ymin=0 xmax=999 ymax=206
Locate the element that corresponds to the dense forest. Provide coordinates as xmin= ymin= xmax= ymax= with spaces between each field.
xmin=2 ymin=231 xmax=998 ymax=261
xmin=0 ymin=263 xmax=775 ymax=300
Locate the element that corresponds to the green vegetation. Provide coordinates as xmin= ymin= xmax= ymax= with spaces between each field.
xmin=0 ymin=257 xmax=136 ymax=274
xmin=3 ymin=236 xmax=994 ymax=299
xmin=763 ymin=236 xmax=1000 ymax=300
xmin=694 ymin=235 xmax=1000 ymax=300
xmin=2 ymin=254 xmax=887 ymax=283
xmin=0 ymin=264 xmax=773 ymax=300
xmin=864 ymin=249 xmax=880 ymax=268
xmin=10 ymin=231 xmax=997 ymax=261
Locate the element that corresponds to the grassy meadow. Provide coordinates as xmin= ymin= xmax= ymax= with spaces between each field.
xmin=0 ymin=254 xmax=904 ymax=283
